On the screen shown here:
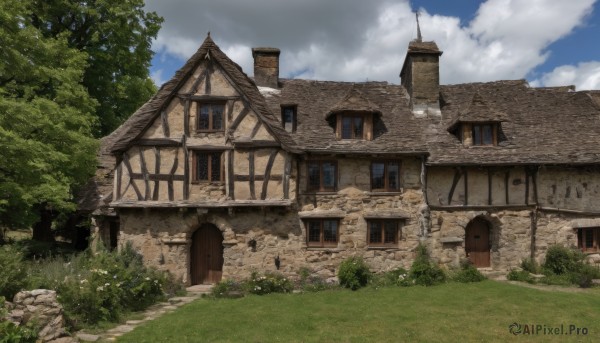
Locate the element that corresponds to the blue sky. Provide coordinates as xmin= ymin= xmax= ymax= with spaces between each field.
xmin=146 ymin=0 xmax=600 ymax=90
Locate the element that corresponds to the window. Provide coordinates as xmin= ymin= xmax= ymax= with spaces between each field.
xmin=578 ymin=228 xmax=600 ymax=252
xmin=367 ymin=220 xmax=400 ymax=246
xmin=281 ymin=105 xmax=297 ymax=133
xmin=197 ymin=103 xmax=224 ymax=131
xmin=371 ymin=161 xmax=400 ymax=192
xmin=306 ymin=219 xmax=339 ymax=247
xmin=341 ymin=114 xmax=364 ymax=139
xmin=193 ymin=151 xmax=223 ymax=182
xmin=471 ymin=123 xmax=497 ymax=146
xmin=307 ymin=161 xmax=337 ymax=192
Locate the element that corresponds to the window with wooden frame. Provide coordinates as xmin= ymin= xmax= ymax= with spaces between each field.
xmin=371 ymin=161 xmax=400 ymax=192
xmin=306 ymin=219 xmax=339 ymax=247
xmin=367 ymin=220 xmax=400 ymax=247
xmin=281 ymin=105 xmax=297 ymax=133
xmin=339 ymin=113 xmax=365 ymax=139
xmin=471 ymin=123 xmax=498 ymax=146
xmin=577 ymin=227 xmax=600 ymax=253
xmin=192 ymin=151 xmax=223 ymax=183
xmin=307 ymin=160 xmax=337 ymax=192
xmin=196 ymin=102 xmax=224 ymax=132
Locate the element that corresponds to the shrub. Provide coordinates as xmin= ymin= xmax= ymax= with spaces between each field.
xmin=542 ymin=245 xmax=582 ymax=275
xmin=538 ymin=274 xmax=573 ymax=286
xmin=211 ymin=280 xmax=245 ymax=298
xmin=0 ymin=245 xmax=27 ymax=300
xmin=520 ymin=258 xmax=540 ymax=274
xmin=409 ymin=244 xmax=446 ymax=286
xmin=297 ymin=268 xmax=335 ymax=292
xmin=245 ymin=272 xmax=293 ymax=295
xmin=0 ymin=297 xmax=37 ymax=343
xmin=453 ymin=260 xmax=486 ymax=283
xmin=371 ymin=268 xmax=412 ymax=287
xmin=338 ymin=257 xmax=371 ymax=290
xmin=570 ymin=264 xmax=600 ymax=288
xmin=507 ymin=270 xmax=535 ymax=283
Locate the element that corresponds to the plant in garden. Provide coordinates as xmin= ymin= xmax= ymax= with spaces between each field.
xmin=245 ymin=272 xmax=293 ymax=295
xmin=507 ymin=270 xmax=535 ymax=283
xmin=338 ymin=256 xmax=371 ymax=290
xmin=0 ymin=245 xmax=27 ymax=300
xmin=211 ymin=280 xmax=245 ymax=298
xmin=409 ymin=244 xmax=446 ymax=286
xmin=452 ymin=260 xmax=486 ymax=283
xmin=0 ymin=297 xmax=37 ymax=343
xmin=543 ymin=245 xmax=582 ymax=275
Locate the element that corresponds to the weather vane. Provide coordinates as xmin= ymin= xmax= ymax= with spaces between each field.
xmin=416 ymin=10 xmax=422 ymax=42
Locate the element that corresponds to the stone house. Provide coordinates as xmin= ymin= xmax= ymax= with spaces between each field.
xmin=82 ymin=34 xmax=600 ymax=285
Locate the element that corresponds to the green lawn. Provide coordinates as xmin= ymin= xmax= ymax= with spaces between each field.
xmin=117 ymin=281 xmax=600 ymax=342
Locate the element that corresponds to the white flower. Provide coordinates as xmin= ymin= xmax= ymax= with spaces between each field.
xmin=96 ymin=286 xmax=104 ymax=291
xmin=145 ymin=277 xmax=150 ymax=281
xmin=105 ymin=283 xmax=110 ymax=287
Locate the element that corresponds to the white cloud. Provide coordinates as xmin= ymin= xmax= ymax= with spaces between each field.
xmin=146 ymin=0 xmax=598 ymax=89
xmin=532 ymin=61 xmax=600 ymax=90
xmin=150 ymin=69 xmax=167 ymax=87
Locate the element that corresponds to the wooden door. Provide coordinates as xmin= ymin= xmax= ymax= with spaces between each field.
xmin=190 ymin=224 xmax=224 ymax=285
xmin=465 ymin=218 xmax=491 ymax=267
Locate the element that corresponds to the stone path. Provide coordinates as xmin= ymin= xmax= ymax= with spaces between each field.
xmin=76 ymin=285 xmax=213 ymax=342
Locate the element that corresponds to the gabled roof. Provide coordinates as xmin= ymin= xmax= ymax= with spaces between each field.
xmin=326 ymin=86 xmax=381 ymax=119
xmin=109 ymin=35 xmax=300 ymax=153
xmin=447 ymin=93 xmax=509 ymax=131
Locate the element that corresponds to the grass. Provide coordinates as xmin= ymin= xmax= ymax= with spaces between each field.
xmin=117 ymin=281 xmax=600 ymax=342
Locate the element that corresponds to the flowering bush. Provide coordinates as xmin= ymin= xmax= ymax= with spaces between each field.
xmin=338 ymin=257 xmax=371 ymax=290
xmin=211 ymin=280 xmax=245 ymax=298
xmin=245 ymin=272 xmax=293 ymax=295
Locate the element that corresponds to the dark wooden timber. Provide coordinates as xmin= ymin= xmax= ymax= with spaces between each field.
xmin=111 ymin=200 xmax=294 ymax=208
xmin=205 ymin=60 xmax=212 ymax=94
xmin=487 ymin=167 xmax=492 ymax=205
xmin=448 ymin=168 xmax=461 ymax=205
xmin=184 ymin=99 xmax=190 ymax=136
xmin=116 ymin=163 xmax=122 ymax=200
xmin=250 ymin=121 xmax=262 ymax=139
xmin=504 ymin=170 xmax=510 ymax=204
xmin=530 ymin=210 xmax=537 ymax=260
xmin=161 ymin=110 xmax=170 ymax=138
xmin=130 ymin=173 xmax=185 ymax=181
xmin=532 ymin=167 xmax=539 ymax=204
xmin=249 ymin=150 xmax=256 ymax=200
xmin=187 ymin=145 xmax=232 ymax=150
xmin=463 ymin=168 xmax=468 ymax=205
xmin=177 ymin=95 xmax=241 ymax=101
xmin=152 ymin=148 xmax=160 ymax=201
xmin=228 ymin=107 xmax=250 ymax=133
xmin=133 ymin=139 xmax=181 ymax=147
xmin=190 ymin=67 xmax=208 ymax=94
xmin=261 ymin=150 xmax=279 ymax=200
xmin=138 ymin=147 xmax=150 ymax=200
xmin=122 ymin=153 xmax=143 ymax=200
xmin=227 ymin=151 xmax=235 ymax=200
xmin=234 ymin=175 xmax=283 ymax=181
xmin=524 ymin=169 xmax=530 ymax=205
xmin=234 ymin=140 xmax=280 ymax=148
xmin=168 ymin=148 xmax=179 ymax=201
xmin=283 ymin=153 xmax=291 ymax=199
xmin=183 ymin=136 xmax=190 ymax=200
xmin=227 ymin=99 xmax=236 ymax=121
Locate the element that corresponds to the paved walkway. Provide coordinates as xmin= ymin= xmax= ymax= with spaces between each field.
xmin=76 ymin=285 xmax=213 ymax=342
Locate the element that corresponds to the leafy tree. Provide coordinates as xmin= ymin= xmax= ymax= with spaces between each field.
xmin=30 ymin=0 xmax=163 ymax=136
xmin=0 ymin=0 xmax=98 ymax=237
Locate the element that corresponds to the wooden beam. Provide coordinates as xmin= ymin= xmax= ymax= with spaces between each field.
xmin=234 ymin=175 xmax=283 ymax=181
xmin=228 ymin=151 xmax=235 ymax=200
xmin=250 ymin=121 xmax=263 ymax=139
xmin=234 ymin=140 xmax=281 ymax=148
xmin=184 ymin=99 xmax=190 ymax=137
xmin=122 ymin=153 xmax=143 ymax=200
xmin=133 ymin=139 xmax=181 ymax=147
xmin=487 ymin=167 xmax=492 ymax=205
xmin=152 ymin=148 xmax=160 ymax=201
xmin=177 ymin=95 xmax=241 ymax=101
xmin=205 ymin=60 xmax=212 ymax=94
xmin=187 ymin=145 xmax=233 ymax=150
xmin=111 ymin=199 xmax=294 ymax=208
xmin=138 ymin=147 xmax=150 ymax=200
xmin=261 ymin=150 xmax=279 ymax=200
xmin=283 ymin=153 xmax=291 ymax=199
xmin=463 ymin=168 xmax=468 ymax=206
xmin=447 ymin=168 xmax=461 ymax=205
xmin=228 ymin=107 xmax=249 ymax=133
xmin=168 ymin=147 xmax=179 ymax=201
xmin=525 ymin=169 xmax=530 ymax=205
xmin=116 ymin=163 xmax=122 ymax=200
xmin=532 ymin=167 xmax=539 ymax=205
xmin=249 ymin=150 xmax=256 ymax=200
xmin=161 ymin=110 xmax=170 ymax=138
xmin=190 ymin=67 xmax=208 ymax=94
xmin=227 ymin=99 xmax=236 ymax=122
xmin=183 ymin=136 xmax=189 ymax=200
xmin=130 ymin=173 xmax=185 ymax=181
xmin=504 ymin=170 xmax=510 ymax=205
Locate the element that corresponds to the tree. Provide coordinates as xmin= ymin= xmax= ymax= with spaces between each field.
xmin=0 ymin=0 xmax=98 ymax=237
xmin=30 ymin=0 xmax=163 ymax=136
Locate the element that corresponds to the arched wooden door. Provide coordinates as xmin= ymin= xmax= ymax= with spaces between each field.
xmin=190 ymin=224 xmax=224 ymax=285
xmin=465 ymin=217 xmax=491 ymax=267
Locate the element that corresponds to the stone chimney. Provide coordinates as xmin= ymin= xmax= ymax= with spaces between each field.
xmin=252 ymin=47 xmax=280 ymax=88
xmin=400 ymin=40 xmax=443 ymax=118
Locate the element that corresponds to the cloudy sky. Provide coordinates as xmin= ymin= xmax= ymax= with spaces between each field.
xmin=146 ymin=0 xmax=600 ymax=90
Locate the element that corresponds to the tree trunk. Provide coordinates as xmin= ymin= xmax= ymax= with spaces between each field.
xmin=32 ymin=208 xmax=55 ymax=242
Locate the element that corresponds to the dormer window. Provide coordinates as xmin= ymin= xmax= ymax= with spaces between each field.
xmin=471 ymin=123 xmax=498 ymax=146
xmin=281 ymin=105 xmax=297 ymax=133
xmin=335 ymin=112 xmax=373 ymax=140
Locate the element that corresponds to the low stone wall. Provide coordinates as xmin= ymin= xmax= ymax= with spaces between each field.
xmin=5 ymin=290 xmax=73 ymax=343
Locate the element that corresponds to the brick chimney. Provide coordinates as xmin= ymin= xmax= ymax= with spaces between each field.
xmin=252 ymin=47 xmax=280 ymax=88
xmin=400 ymin=40 xmax=443 ymax=118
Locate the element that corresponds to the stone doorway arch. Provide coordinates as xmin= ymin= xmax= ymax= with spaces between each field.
xmin=465 ymin=217 xmax=491 ymax=267
xmin=190 ymin=223 xmax=224 ymax=285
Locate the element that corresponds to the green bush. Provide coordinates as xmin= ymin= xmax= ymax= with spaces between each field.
xmin=371 ymin=268 xmax=412 ymax=287
xmin=409 ymin=244 xmax=446 ymax=286
xmin=542 ymin=245 xmax=582 ymax=275
xmin=570 ymin=264 xmax=600 ymax=288
xmin=507 ymin=270 xmax=535 ymax=283
xmin=338 ymin=257 xmax=371 ymax=290
xmin=0 ymin=297 xmax=37 ymax=343
xmin=297 ymin=268 xmax=335 ymax=292
xmin=245 ymin=272 xmax=293 ymax=295
xmin=0 ymin=245 xmax=27 ymax=300
xmin=453 ymin=261 xmax=486 ymax=283
xmin=520 ymin=258 xmax=540 ymax=274
xmin=211 ymin=280 xmax=245 ymax=298
xmin=538 ymin=274 xmax=573 ymax=286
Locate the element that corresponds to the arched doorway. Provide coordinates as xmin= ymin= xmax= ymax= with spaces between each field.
xmin=190 ymin=223 xmax=224 ymax=285
xmin=465 ymin=217 xmax=491 ymax=267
